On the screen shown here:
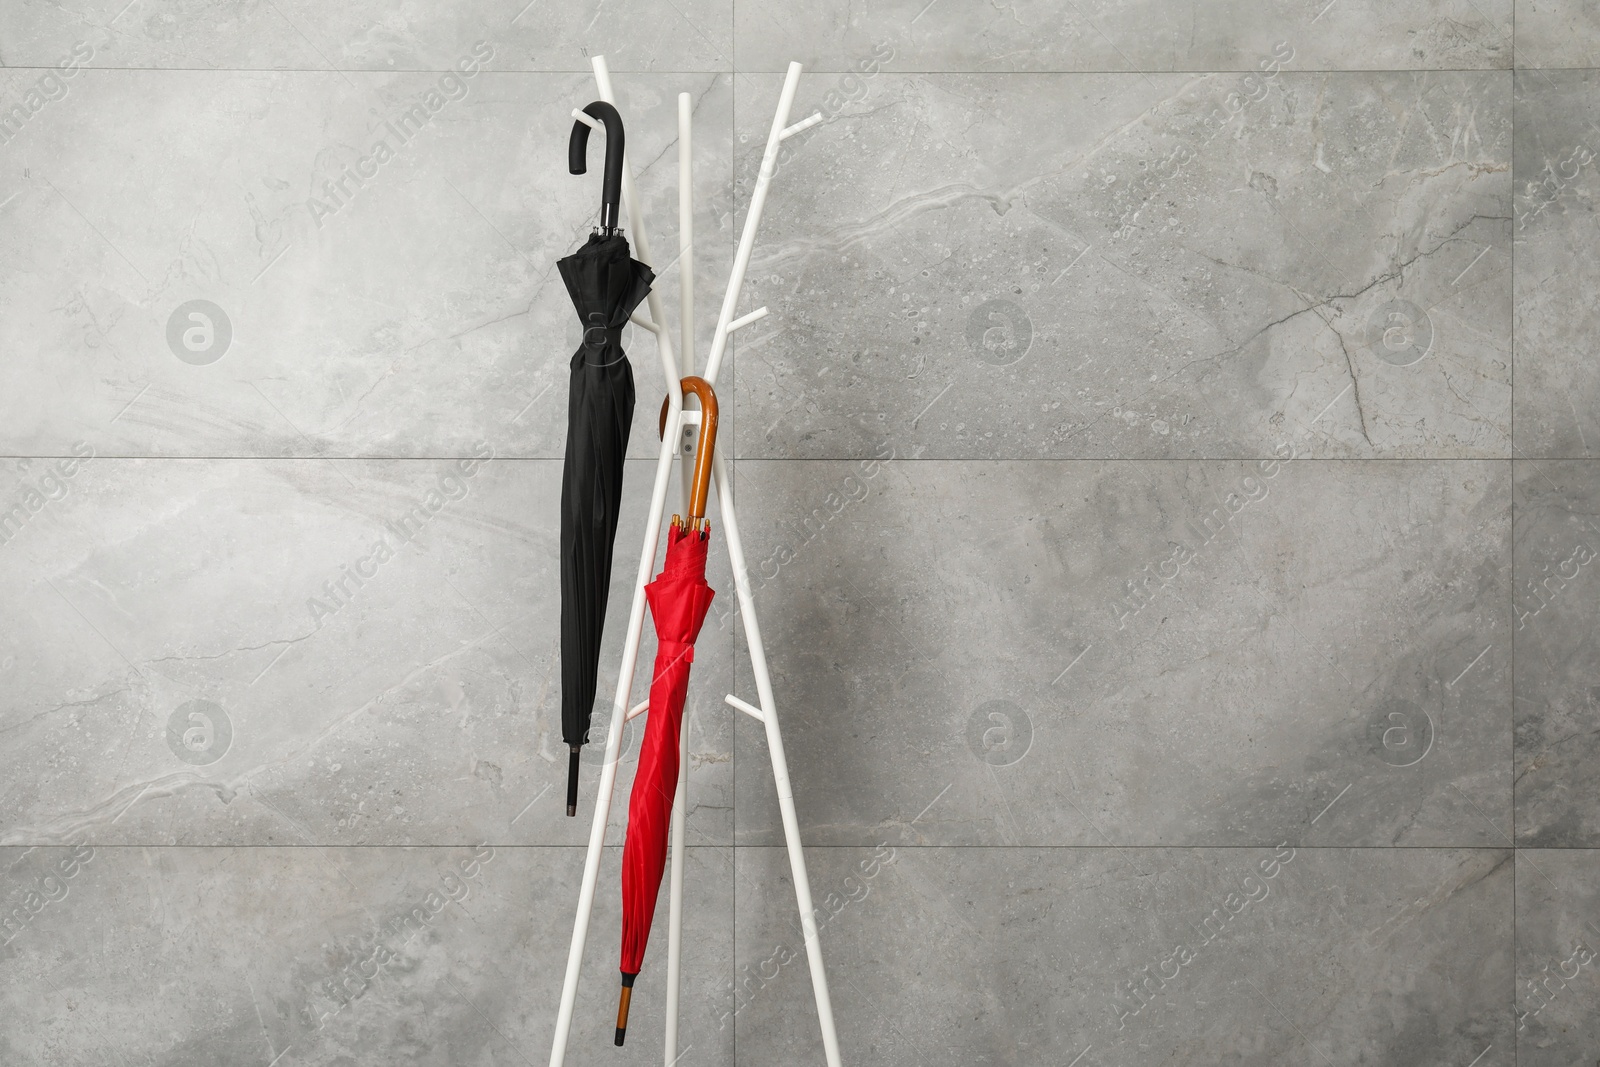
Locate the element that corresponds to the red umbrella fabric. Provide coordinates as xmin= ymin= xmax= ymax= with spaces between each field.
xmin=614 ymin=378 xmax=719 ymax=1046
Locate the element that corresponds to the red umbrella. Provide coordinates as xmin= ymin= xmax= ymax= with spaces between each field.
xmin=615 ymin=376 xmax=719 ymax=1046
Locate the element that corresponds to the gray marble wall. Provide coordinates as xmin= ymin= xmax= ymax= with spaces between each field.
xmin=0 ymin=2 xmax=1593 ymax=1065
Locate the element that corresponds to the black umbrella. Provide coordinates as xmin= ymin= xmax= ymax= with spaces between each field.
xmin=558 ymin=101 xmax=655 ymax=817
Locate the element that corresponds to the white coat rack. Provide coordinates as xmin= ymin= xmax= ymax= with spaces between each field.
xmin=548 ymin=57 xmax=841 ymax=1067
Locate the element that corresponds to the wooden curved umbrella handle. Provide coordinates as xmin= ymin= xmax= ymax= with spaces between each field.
xmin=657 ymin=376 xmax=719 ymax=527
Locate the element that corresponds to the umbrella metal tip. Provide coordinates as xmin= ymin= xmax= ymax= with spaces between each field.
xmin=566 ymin=747 xmax=582 ymax=818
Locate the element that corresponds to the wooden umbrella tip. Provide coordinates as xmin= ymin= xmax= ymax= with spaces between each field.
xmin=614 ymin=973 xmax=637 ymax=1046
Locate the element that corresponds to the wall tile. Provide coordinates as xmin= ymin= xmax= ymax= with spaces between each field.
xmin=735 ymin=845 xmax=1511 ymax=1066
xmin=0 ymin=70 xmax=731 ymax=458
xmin=731 ymin=458 xmax=1510 ymax=847
xmin=734 ymin=72 xmax=1511 ymax=460
xmin=735 ymin=1 xmax=1512 ymax=73
xmin=1514 ymin=848 xmax=1600 ymax=1064
xmin=0 ymin=2 xmax=733 ymax=71
xmin=1512 ymin=69 xmax=1600 ymax=457
xmin=0 ymin=457 xmax=734 ymax=846
xmin=1512 ymin=459 xmax=1600 ymax=846
xmin=0 ymin=843 xmax=734 ymax=1065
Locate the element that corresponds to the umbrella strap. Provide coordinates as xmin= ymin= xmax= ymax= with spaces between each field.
xmin=657 ymin=640 xmax=694 ymax=666
xmin=580 ymin=323 xmax=629 ymax=365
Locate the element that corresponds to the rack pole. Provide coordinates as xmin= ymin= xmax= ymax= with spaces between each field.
xmin=701 ymin=61 xmax=810 ymax=388
xmin=661 ymin=89 xmax=696 ymax=1067
xmin=710 ymin=447 xmax=843 ymax=1066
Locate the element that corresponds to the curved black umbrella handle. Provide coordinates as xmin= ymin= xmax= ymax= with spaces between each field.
xmin=569 ymin=100 xmax=625 ymax=234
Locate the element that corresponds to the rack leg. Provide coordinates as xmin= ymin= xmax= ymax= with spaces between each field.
xmin=663 ymin=89 xmax=697 ymax=1066
xmin=662 ymin=712 xmax=689 ymax=1064
xmin=675 ymin=93 xmax=698 ymax=546
xmin=701 ymin=62 xmax=811 ymax=388
xmin=710 ymin=449 xmax=843 ymax=1067
xmin=549 ymin=417 xmax=684 ymax=1067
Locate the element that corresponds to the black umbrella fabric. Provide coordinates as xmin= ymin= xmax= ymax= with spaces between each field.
xmin=558 ymin=101 xmax=655 ymax=817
